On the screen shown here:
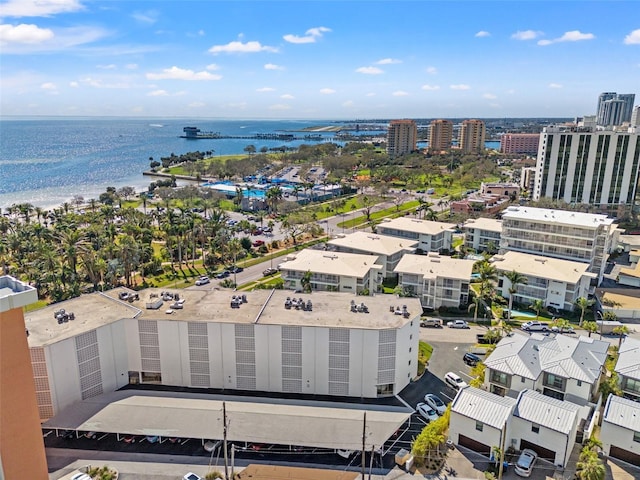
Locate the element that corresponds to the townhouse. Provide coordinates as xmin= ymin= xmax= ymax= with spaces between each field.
xmin=615 ymin=336 xmax=640 ymax=401
xmin=600 ymin=394 xmax=640 ymax=466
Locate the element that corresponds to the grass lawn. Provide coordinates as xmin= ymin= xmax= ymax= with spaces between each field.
xmin=418 ymin=341 xmax=433 ymax=376
xmin=338 ymin=200 xmax=420 ymax=229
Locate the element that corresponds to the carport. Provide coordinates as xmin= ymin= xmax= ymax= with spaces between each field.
xmin=42 ymin=390 xmax=411 ymax=451
xmin=519 ymin=439 xmax=555 ymax=461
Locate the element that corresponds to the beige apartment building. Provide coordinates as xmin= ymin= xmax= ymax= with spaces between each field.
xmin=387 ymin=119 xmax=417 ymax=157
xmin=0 ymin=276 xmax=48 ymax=480
xmin=428 ymin=119 xmax=453 ymax=151
xmin=459 ymin=119 xmax=486 ymax=153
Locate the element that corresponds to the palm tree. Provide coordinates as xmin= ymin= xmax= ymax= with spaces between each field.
xmin=612 ymin=325 xmax=630 ymax=347
xmin=583 ymin=321 xmax=598 ymax=338
xmin=301 ymin=270 xmax=312 ymax=293
xmin=504 ymin=270 xmax=528 ymax=322
xmin=552 ymin=317 xmax=571 ymax=333
xmin=530 ymin=299 xmax=545 ymax=321
xmin=575 ymin=297 xmax=595 ymax=327
xmin=476 ymin=260 xmax=498 ymax=299
xmin=266 ymin=186 xmax=283 ymax=214
xmin=575 ymin=446 xmax=605 ymax=480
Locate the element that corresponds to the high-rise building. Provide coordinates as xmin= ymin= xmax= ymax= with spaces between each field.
xmin=499 ymin=133 xmax=540 ymax=154
xmin=459 ymin=119 xmax=486 ymax=153
xmin=428 ymin=119 xmax=453 ymax=151
xmin=596 ymin=92 xmax=636 ymax=126
xmin=631 ymin=105 xmax=640 ymax=127
xmin=533 ymin=125 xmax=640 ymax=208
xmin=387 ymin=119 xmax=417 ymax=157
xmin=0 ymin=276 xmax=48 ymax=480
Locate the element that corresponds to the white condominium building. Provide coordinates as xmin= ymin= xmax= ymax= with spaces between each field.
xmin=500 ymin=206 xmax=617 ymax=283
xmin=377 ymin=217 xmax=456 ymax=253
xmin=533 ymin=126 xmax=640 ymax=208
xmin=462 ymin=217 xmax=502 ymax=252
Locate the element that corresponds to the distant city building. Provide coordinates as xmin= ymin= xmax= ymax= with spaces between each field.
xmin=631 ymin=105 xmax=640 ymax=127
xmin=459 ymin=119 xmax=486 ymax=153
xmin=520 ymin=166 xmax=536 ymax=192
xmin=576 ymin=115 xmax=597 ymax=129
xmin=499 ymin=133 xmax=540 ymax=154
xmin=533 ymin=126 xmax=640 ymax=209
xmin=387 ymin=119 xmax=417 ymax=157
xmin=428 ymin=119 xmax=453 ymax=151
xmin=596 ymin=92 xmax=635 ymax=126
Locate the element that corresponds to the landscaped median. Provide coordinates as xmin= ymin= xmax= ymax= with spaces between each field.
xmin=337 ymin=200 xmax=420 ymax=229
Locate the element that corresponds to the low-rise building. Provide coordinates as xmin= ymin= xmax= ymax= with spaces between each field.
xmin=463 ymin=217 xmax=502 ymax=253
xmin=279 ymin=249 xmax=382 ymax=294
xmin=450 ymin=194 xmax=511 ymax=216
xmin=327 ymin=232 xmax=417 ymax=278
xmin=377 ymin=217 xmax=456 ymax=253
xmin=616 ymin=336 xmax=640 ymax=401
xmin=394 ymin=253 xmax=474 ymax=309
xmin=483 ymin=332 xmax=608 ymax=405
xmin=491 ymin=251 xmax=595 ymax=312
xmin=480 ymin=182 xmax=520 ymax=198
xmin=600 ymin=394 xmax=640 ymax=466
xmin=25 ymin=289 xmax=422 ymax=420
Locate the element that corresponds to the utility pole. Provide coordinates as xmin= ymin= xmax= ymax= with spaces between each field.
xmin=361 ymin=412 xmax=367 ymax=480
xmin=498 ymin=420 xmax=507 ymax=480
xmin=223 ymin=402 xmax=229 ymax=480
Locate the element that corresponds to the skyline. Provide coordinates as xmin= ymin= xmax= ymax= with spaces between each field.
xmin=0 ymin=0 xmax=639 ymax=119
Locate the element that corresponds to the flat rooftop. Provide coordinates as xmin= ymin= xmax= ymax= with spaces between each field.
xmin=394 ymin=253 xmax=475 ymax=281
xmin=0 ymin=275 xmax=38 ymax=313
xmin=502 ymin=206 xmax=614 ymax=228
xmin=377 ymin=217 xmax=456 ymax=236
xmin=490 ymin=251 xmax=595 ymax=284
xmin=278 ymin=249 xmax=382 ymax=278
xmin=42 ymin=389 xmax=411 ymax=451
xmin=25 ymin=289 xmax=422 ymax=347
xmin=463 ymin=217 xmax=503 ymax=233
xmin=328 ymin=231 xmax=417 ymax=255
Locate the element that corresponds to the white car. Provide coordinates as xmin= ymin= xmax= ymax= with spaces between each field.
xmin=416 ymin=402 xmax=439 ymax=422
xmin=514 ymin=448 xmax=538 ymax=477
xmin=444 ymin=371 xmax=468 ymax=390
xmin=447 ymin=320 xmax=470 ymax=329
xmin=71 ymin=474 xmax=92 ymax=480
xmin=423 ymin=393 xmax=447 ymax=415
xmin=183 ymin=473 xmax=202 ymax=480
xmin=195 ymin=276 xmax=210 ymax=286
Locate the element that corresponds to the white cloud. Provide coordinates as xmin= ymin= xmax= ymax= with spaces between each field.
xmin=40 ymin=82 xmax=56 ymax=90
xmin=624 ymin=29 xmax=640 ymax=45
xmin=475 ymin=31 xmax=491 ymax=38
xmin=69 ymin=81 xmax=79 ymax=87
xmin=188 ymin=102 xmax=206 ymax=108
xmin=511 ymin=30 xmax=543 ymax=40
xmin=97 ymin=64 xmax=117 ymax=70
xmin=538 ymin=30 xmax=595 ymax=45
xmin=264 ymin=63 xmax=284 ymax=70
xmin=269 ymin=104 xmax=292 ymax=110
xmin=256 ymin=87 xmax=275 ymax=92
xmin=366 ymin=92 xmax=376 ymax=97
xmin=392 ymin=91 xmax=409 ymax=97
xmin=548 ymin=83 xmax=563 ymax=89
xmin=146 ymin=66 xmax=222 ymax=81
xmin=376 ymin=58 xmax=401 ymax=65
xmin=79 ymin=77 xmax=131 ymax=89
xmin=1 ymin=0 xmax=84 ymax=17
xmin=125 ymin=63 xmax=138 ymax=70
xmin=206 ymin=64 xmax=220 ymax=71
xmin=426 ymin=66 xmax=437 ymax=74
xmin=356 ymin=66 xmax=384 ymax=75
xmin=342 ymin=100 xmax=355 ymax=107
xmin=450 ymin=84 xmax=470 ymax=90
xmin=283 ymin=26 xmax=330 ymax=44
xmin=0 ymin=23 xmax=54 ymax=44
xmin=132 ymin=10 xmax=159 ymax=25
xmin=319 ymin=88 xmax=335 ymax=94
xmin=280 ymin=94 xmax=295 ymax=99
xmin=483 ymin=93 xmax=497 ymax=99
xmin=208 ymin=40 xmax=278 ymax=54
xmin=421 ymin=84 xmax=440 ymax=91
xmin=148 ymin=89 xmax=169 ymax=96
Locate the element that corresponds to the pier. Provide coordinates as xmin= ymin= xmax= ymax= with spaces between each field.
xmin=180 ymin=127 xmax=330 ymax=141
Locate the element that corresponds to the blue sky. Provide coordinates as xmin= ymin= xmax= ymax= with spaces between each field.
xmin=1 ymin=0 xmax=638 ymax=119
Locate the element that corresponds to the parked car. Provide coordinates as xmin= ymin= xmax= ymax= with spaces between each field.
xmin=521 ymin=321 xmax=549 ymax=332
xmin=463 ymin=352 xmax=481 ymax=366
xmin=195 ymin=276 xmax=210 ymax=286
xmin=121 ymin=434 xmax=137 ymax=443
xmin=514 ymin=448 xmax=538 ymax=477
xmin=420 ymin=318 xmax=443 ymax=328
xmin=444 ymin=371 xmax=468 ymax=390
xmin=228 ymin=266 xmax=243 ymax=273
xmin=423 ymin=393 xmax=447 ymax=415
xmin=252 ymin=240 xmax=265 ymax=247
xmin=551 ymin=325 xmax=575 ymax=334
xmin=263 ymin=268 xmax=278 ymax=276
xmin=215 ymin=270 xmax=230 ymax=279
xmin=447 ymin=320 xmax=470 ymax=329
xmin=71 ymin=474 xmax=92 ymax=480
xmin=416 ymin=402 xmax=439 ymax=422
xmin=183 ymin=473 xmax=202 ymax=480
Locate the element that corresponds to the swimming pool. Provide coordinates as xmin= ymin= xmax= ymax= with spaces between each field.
xmin=509 ymin=309 xmax=537 ymax=319
xmin=201 ymin=181 xmax=267 ymax=198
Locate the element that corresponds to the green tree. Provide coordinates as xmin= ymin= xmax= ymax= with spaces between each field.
xmin=583 ymin=321 xmax=598 ymax=338
xmin=301 ymin=270 xmax=312 ymax=293
xmin=476 ymin=260 xmax=497 ymax=299
xmin=575 ymin=444 xmax=605 ymax=480
xmin=612 ymin=325 xmax=630 ymax=348
xmin=575 ymin=297 xmax=595 ymax=327
xmin=530 ymin=299 xmax=545 ymax=321
xmin=504 ymin=270 xmax=528 ymax=322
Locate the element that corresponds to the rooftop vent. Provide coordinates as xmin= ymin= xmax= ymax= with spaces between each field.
xmin=230 ymin=295 xmax=245 ymax=309
xmin=54 ymin=309 xmax=75 ymax=324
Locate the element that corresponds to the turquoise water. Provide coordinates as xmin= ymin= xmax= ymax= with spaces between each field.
xmin=509 ymin=310 xmax=537 ymax=318
xmin=200 ymin=181 xmax=267 ymax=199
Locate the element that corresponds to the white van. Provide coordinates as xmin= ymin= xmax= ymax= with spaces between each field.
xmin=444 ymin=371 xmax=468 ymax=390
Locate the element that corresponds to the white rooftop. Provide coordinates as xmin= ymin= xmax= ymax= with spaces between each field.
xmin=514 ymin=390 xmax=581 ymax=434
xmin=502 ymin=206 xmax=614 ymax=228
xmin=463 ymin=217 xmax=503 ymax=233
xmin=484 ymin=332 xmax=608 ymax=383
xmin=279 ymin=249 xmax=382 ymax=278
xmin=490 ymin=251 xmax=595 ymax=284
xmin=451 ymin=386 xmax=516 ymax=429
xmin=394 ymin=253 xmax=475 ymax=281
xmin=42 ymin=389 xmax=411 ymax=451
xmin=603 ymin=394 xmax=640 ymax=432
xmin=0 ymin=275 xmax=38 ymax=313
xmin=328 ymin=232 xmax=417 ymax=256
xmin=615 ymin=336 xmax=640 ymax=381
xmin=378 ymin=217 xmax=457 ymax=236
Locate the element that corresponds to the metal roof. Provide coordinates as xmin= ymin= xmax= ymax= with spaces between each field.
xmin=514 ymin=390 xmax=581 ymax=434
xmin=603 ymin=394 xmax=640 ymax=432
xmin=483 ymin=333 xmax=540 ymax=380
xmin=42 ymin=390 xmax=411 ymax=451
xmin=615 ymin=337 xmax=640 ymax=381
xmin=451 ymin=386 xmax=516 ymax=429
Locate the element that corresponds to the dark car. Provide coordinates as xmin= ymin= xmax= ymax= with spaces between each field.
xmin=228 ymin=266 xmax=243 ymax=273
xmin=463 ymin=352 xmax=481 ymax=366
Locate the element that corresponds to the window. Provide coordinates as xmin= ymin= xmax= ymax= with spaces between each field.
xmin=521 ymin=376 xmax=526 ymax=383
xmin=577 ymin=380 xmax=582 ymax=387
xmin=532 ymin=424 xmax=540 ymax=434
xmin=408 ymin=360 xmax=411 ymax=366
xmin=409 ymin=347 xmax=412 ymax=353
xmin=476 ymin=421 xmax=483 ymax=432
xmin=633 ymin=431 xmax=640 ymax=443
xmin=491 ymin=370 xmax=510 ymax=387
